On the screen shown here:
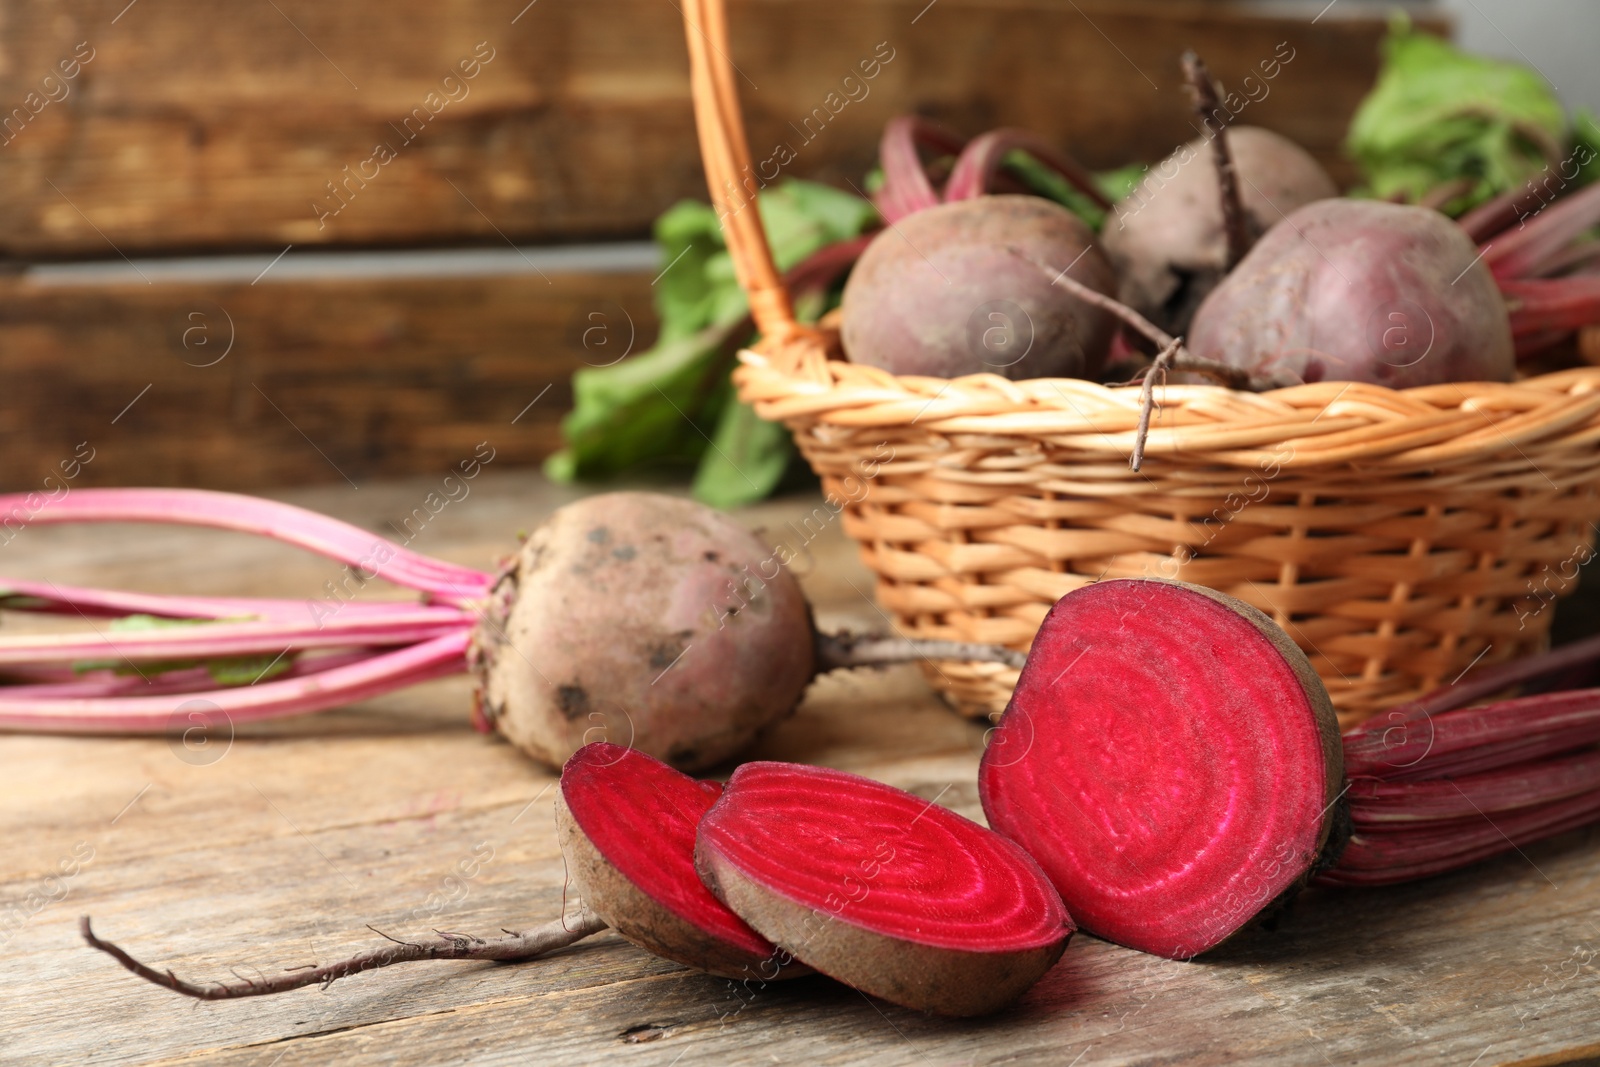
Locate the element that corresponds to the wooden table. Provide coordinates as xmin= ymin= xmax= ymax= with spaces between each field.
xmin=2 ymin=472 xmax=1597 ymax=1066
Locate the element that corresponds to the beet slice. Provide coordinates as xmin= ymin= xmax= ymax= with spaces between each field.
xmin=556 ymin=743 xmax=802 ymax=980
xmin=695 ymin=761 xmax=1072 ymax=1016
xmin=979 ymin=579 xmax=1342 ymax=960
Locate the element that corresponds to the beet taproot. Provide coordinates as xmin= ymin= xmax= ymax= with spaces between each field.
xmin=1102 ymin=126 xmax=1338 ymax=337
xmin=839 ymin=196 xmax=1116 ymax=380
xmin=978 ymin=578 xmax=1342 ymax=959
xmin=1187 ymin=198 xmax=1515 ymax=388
xmin=696 ymin=761 xmax=1072 ymax=1016
xmin=556 ymin=742 xmax=804 ymax=980
xmin=81 ymin=743 xmax=807 ymax=997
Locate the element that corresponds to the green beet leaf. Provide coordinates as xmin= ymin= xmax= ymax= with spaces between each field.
xmin=546 ymin=179 xmax=878 ymax=507
xmin=1346 ymin=19 xmax=1567 ymax=213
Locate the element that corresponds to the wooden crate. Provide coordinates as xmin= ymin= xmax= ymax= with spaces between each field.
xmin=0 ymin=259 xmax=657 ymax=489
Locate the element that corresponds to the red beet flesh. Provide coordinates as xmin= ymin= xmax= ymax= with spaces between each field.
xmin=557 ymin=743 xmax=792 ymax=979
xmin=978 ymin=579 xmax=1342 ymax=960
xmin=695 ymin=761 xmax=1072 ymax=1016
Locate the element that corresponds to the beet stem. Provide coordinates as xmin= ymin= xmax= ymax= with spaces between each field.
xmin=0 ymin=489 xmax=494 ymax=604
xmin=1503 ymin=275 xmax=1600 ymax=336
xmin=1532 ymin=238 xmax=1600 ymax=279
xmin=0 ymin=579 xmax=429 ymax=623
xmin=874 ymin=116 xmax=966 ymax=223
xmin=1005 ymin=245 xmax=1177 ymax=350
xmin=1008 ymin=244 xmax=1254 ymax=385
xmin=80 ymin=912 xmax=607 ymax=1000
xmin=1458 ymin=185 xmax=1536 ymax=244
xmin=1004 ymin=243 xmax=1269 ymax=471
xmin=1180 ymin=51 xmax=1251 ymax=270
xmin=1131 ymin=337 xmax=1182 ymax=473
xmin=814 ymin=631 xmax=1026 ymax=672
xmin=1325 ymin=785 xmax=1600 ymax=885
xmin=1349 ymin=748 xmax=1600 ymax=824
xmin=0 ymin=610 xmax=470 ymax=668
xmin=1349 ymin=691 xmax=1600 ymax=785
xmin=1343 ymin=631 xmax=1600 ymax=744
xmin=0 ymin=630 xmax=470 ymax=731
xmin=941 ymin=128 xmax=1114 ymax=210
xmin=1486 ymin=182 xmax=1600 ymax=280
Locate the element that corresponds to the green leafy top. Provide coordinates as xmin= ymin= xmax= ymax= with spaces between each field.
xmin=1346 ymin=19 xmax=1568 ymax=211
xmin=1573 ymin=110 xmax=1600 ymax=186
xmin=653 ymin=180 xmax=880 ymax=341
xmin=545 ymin=180 xmax=878 ymax=507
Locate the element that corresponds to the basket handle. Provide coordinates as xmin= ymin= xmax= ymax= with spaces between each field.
xmin=681 ymin=0 xmax=801 ymax=345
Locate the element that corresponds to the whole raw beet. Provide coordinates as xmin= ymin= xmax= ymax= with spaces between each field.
xmin=1102 ymin=126 xmax=1338 ymax=336
xmin=473 ymin=493 xmax=814 ymax=772
xmin=1188 ymin=198 xmax=1515 ymax=388
xmin=840 ymin=196 xmax=1115 ymax=380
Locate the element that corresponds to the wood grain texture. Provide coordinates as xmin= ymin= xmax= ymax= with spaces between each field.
xmin=0 ymin=0 xmax=1431 ymax=256
xmin=0 ymin=473 xmax=1596 ymax=1066
xmin=0 ymin=267 xmax=656 ymax=492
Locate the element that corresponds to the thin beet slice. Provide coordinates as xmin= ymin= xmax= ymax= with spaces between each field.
xmin=695 ymin=761 xmax=1072 ymax=1017
xmin=556 ymin=743 xmax=799 ymax=981
xmin=979 ymin=579 xmax=1342 ymax=960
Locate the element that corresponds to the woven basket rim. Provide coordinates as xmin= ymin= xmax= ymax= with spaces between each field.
xmin=735 ymin=339 xmax=1600 ymax=470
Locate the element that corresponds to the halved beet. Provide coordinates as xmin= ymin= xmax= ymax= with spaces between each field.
xmin=556 ymin=743 xmax=803 ymax=980
xmin=979 ymin=579 xmax=1342 ymax=959
xmin=695 ymin=761 xmax=1072 ymax=1016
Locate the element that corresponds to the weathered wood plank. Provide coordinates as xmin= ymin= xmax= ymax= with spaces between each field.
xmin=0 ymin=263 xmax=657 ymax=493
xmin=0 ymin=0 xmax=1432 ymax=256
xmin=1 ymin=473 xmax=1596 ymax=1067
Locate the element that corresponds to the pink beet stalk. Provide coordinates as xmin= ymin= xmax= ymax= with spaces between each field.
xmin=1344 ymin=630 xmax=1600 ymax=732
xmin=1501 ymin=275 xmax=1600 ymax=336
xmin=942 ymin=127 xmax=1112 ymax=210
xmin=0 ymin=609 xmax=469 ymax=668
xmin=0 ymin=489 xmax=493 ymax=603
xmin=1458 ymin=185 xmax=1537 ymax=244
xmin=873 ymin=116 xmax=966 ymax=224
xmin=0 ymin=631 xmax=470 ymax=732
xmin=0 ymin=651 xmax=377 ymax=701
xmin=1322 ymin=787 xmax=1600 ymax=886
xmin=1348 ymin=748 xmax=1600 ymax=824
xmin=1483 ymin=181 xmax=1600 ymax=280
xmin=0 ymin=578 xmax=430 ymax=623
xmin=1342 ymin=687 xmax=1600 ymax=780
xmin=1452 ymin=180 xmax=1600 ymax=356
xmin=1328 ymin=639 xmax=1600 ymax=886
xmin=0 ymin=488 xmax=487 ymax=733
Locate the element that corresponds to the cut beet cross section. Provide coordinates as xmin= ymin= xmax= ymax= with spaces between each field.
xmin=557 ymin=743 xmax=802 ymax=980
xmin=979 ymin=579 xmax=1343 ymax=960
xmin=695 ymin=762 xmax=1073 ymax=1016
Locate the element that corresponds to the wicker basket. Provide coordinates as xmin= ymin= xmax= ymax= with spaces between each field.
xmin=679 ymin=0 xmax=1600 ymax=728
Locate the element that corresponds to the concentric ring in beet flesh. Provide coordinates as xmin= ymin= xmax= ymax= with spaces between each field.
xmin=557 ymin=743 xmax=801 ymax=980
xmin=696 ymin=761 xmax=1072 ymax=1016
xmin=979 ymin=579 xmax=1342 ymax=959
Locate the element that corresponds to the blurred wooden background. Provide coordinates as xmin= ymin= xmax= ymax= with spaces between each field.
xmin=0 ymin=0 xmax=1442 ymax=491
